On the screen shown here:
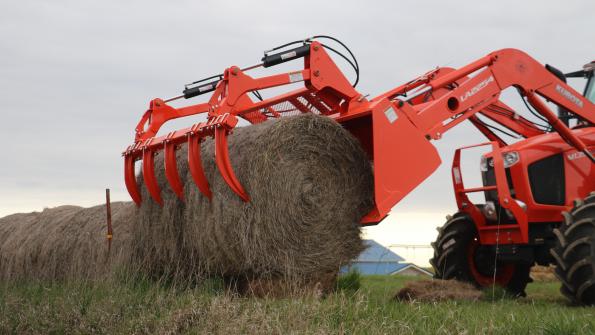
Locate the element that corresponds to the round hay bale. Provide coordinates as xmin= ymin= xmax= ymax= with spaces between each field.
xmin=0 ymin=202 xmax=136 ymax=281
xmin=133 ymin=114 xmax=374 ymax=284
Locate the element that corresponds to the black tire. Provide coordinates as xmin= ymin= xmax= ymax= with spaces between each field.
xmin=551 ymin=192 xmax=595 ymax=305
xmin=430 ymin=212 xmax=532 ymax=297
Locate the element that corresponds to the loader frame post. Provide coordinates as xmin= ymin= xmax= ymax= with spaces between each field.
xmin=452 ymin=143 xmax=529 ymax=244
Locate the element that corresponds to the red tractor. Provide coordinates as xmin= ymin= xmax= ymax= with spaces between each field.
xmin=434 ymin=61 xmax=595 ymax=301
xmin=124 ymin=36 xmax=594 ymax=304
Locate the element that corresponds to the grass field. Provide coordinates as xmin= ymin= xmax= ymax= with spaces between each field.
xmin=1 ymin=275 xmax=594 ymax=334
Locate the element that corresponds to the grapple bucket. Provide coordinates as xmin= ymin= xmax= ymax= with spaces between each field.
xmin=123 ymin=38 xmax=443 ymax=225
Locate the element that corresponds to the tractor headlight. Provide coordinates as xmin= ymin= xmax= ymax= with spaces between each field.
xmin=502 ymin=151 xmax=520 ymax=168
xmin=515 ymin=199 xmax=527 ymax=211
xmin=481 ymin=152 xmax=518 ymax=171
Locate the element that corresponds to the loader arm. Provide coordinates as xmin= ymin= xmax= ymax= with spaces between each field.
xmin=401 ymin=49 xmax=594 ymax=144
xmin=344 ymin=48 xmax=594 ymax=224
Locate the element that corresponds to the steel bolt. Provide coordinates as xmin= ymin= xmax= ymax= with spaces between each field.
xmin=314 ymin=70 xmax=320 ymax=77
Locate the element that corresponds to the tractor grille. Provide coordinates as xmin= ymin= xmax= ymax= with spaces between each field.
xmin=528 ymin=153 xmax=565 ymax=205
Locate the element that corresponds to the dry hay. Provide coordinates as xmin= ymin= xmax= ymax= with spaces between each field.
xmin=394 ymin=279 xmax=483 ymax=302
xmin=530 ymin=265 xmax=556 ymax=282
xmin=132 ymin=114 xmax=374 ymax=287
xmin=228 ymin=271 xmax=338 ymax=298
xmin=0 ymin=202 xmax=136 ymax=281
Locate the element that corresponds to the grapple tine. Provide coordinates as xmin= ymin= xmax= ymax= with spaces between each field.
xmin=124 ymin=154 xmax=142 ymax=206
xmin=188 ymin=133 xmax=212 ymax=199
xmin=164 ymin=140 xmax=184 ymax=200
xmin=214 ymin=127 xmax=250 ymax=202
xmin=142 ymin=148 xmax=163 ymax=205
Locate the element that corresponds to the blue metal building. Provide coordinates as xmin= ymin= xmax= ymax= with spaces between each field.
xmin=341 ymin=240 xmax=432 ymax=276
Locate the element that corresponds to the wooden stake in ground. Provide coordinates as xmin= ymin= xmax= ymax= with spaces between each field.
xmin=106 ymin=188 xmax=113 ymax=255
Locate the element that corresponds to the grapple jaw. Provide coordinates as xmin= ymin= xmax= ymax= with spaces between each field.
xmin=214 ymin=125 xmax=249 ymax=202
xmin=124 ymin=147 xmax=142 ymax=205
xmin=187 ymin=130 xmax=212 ymax=200
xmin=124 ymin=40 xmax=358 ymax=205
xmin=141 ymin=143 xmax=163 ymax=205
xmin=164 ymin=133 xmax=185 ymax=200
xmin=123 ymin=109 xmax=247 ymax=206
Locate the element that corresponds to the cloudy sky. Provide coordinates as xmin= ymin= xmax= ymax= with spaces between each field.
xmin=1 ymin=0 xmax=593 ymax=259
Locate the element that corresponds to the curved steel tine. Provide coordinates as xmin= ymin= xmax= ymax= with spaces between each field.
xmin=124 ymin=154 xmax=142 ymax=206
xmin=188 ymin=133 xmax=212 ymax=199
xmin=142 ymin=149 xmax=163 ymax=205
xmin=164 ymin=141 xmax=184 ymax=200
xmin=214 ymin=127 xmax=250 ymax=202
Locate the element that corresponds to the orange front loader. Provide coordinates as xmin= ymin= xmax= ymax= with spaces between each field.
xmin=124 ymin=36 xmax=595 ymax=304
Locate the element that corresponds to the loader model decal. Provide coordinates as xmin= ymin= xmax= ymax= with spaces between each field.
xmin=460 ymin=76 xmax=494 ymax=102
xmin=567 ymin=151 xmax=593 ymax=161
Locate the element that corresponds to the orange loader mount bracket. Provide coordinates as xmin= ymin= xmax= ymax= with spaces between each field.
xmin=124 ymin=37 xmax=595 ymax=227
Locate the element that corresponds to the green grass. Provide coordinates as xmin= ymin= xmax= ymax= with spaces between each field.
xmin=1 ymin=275 xmax=594 ymax=334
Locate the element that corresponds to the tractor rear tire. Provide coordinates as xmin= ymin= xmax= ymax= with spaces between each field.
xmin=551 ymin=192 xmax=595 ymax=305
xmin=430 ymin=212 xmax=531 ymax=297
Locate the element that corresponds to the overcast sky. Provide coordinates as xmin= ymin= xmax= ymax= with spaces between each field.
xmin=1 ymin=0 xmax=593 ymax=253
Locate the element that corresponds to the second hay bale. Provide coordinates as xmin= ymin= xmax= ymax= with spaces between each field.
xmin=133 ymin=114 xmax=375 ymax=283
xmin=0 ymin=203 xmax=136 ymax=281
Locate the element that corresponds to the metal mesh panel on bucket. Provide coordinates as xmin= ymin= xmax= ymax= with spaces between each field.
xmin=240 ymin=92 xmax=335 ymax=124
